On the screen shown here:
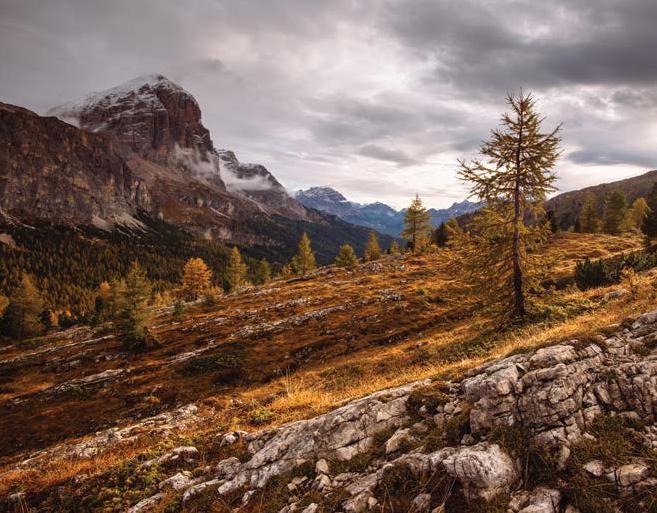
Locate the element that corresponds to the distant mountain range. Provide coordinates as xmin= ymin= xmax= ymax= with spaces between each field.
xmin=295 ymin=187 xmax=481 ymax=236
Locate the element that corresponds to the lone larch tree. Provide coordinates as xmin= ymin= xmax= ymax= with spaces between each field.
xmin=402 ymin=194 xmax=431 ymax=253
xmin=291 ymin=233 xmax=316 ymax=276
xmin=457 ymin=91 xmax=561 ymax=320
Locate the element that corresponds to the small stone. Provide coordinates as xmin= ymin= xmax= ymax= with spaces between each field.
xmin=385 ymin=428 xmax=415 ymax=454
xmin=301 ymin=504 xmax=319 ymax=513
xmin=242 ymin=490 xmax=255 ymax=504
xmin=314 ymin=473 xmax=332 ymax=491
xmin=583 ymin=460 xmax=605 ymax=477
xmin=411 ymin=493 xmax=432 ymax=512
xmin=367 ymin=497 xmax=378 ymax=509
xmin=461 ymin=434 xmax=476 ymax=445
xmin=615 ymin=463 xmax=649 ymax=487
xmin=315 ymin=458 xmax=330 ymax=475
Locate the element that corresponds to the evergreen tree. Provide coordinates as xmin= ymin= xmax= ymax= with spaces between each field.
xmin=280 ymin=263 xmax=293 ymax=280
xmin=182 ymin=257 xmax=213 ymax=300
xmin=291 ymin=233 xmax=316 ymax=275
xmin=172 ymin=300 xmax=185 ymax=320
xmin=94 ymin=281 xmax=112 ymax=323
xmin=335 ymin=244 xmax=358 ymax=268
xmin=253 ymin=258 xmax=271 ymax=285
xmin=546 ymin=210 xmax=559 ymax=233
xmin=642 ymin=183 xmax=657 ymax=240
xmin=627 ymin=197 xmax=649 ymax=231
xmin=456 ymin=92 xmax=561 ymax=320
xmin=0 ymin=294 xmax=9 ymax=319
xmin=579 ymin=192 xmax=600 ymax=233
xmin=445 ymin=218 xmax=462 ymax=239
xmin=363 ymin=231 xmax=382 ymax=262
xmin=224 ymin=247 xmax=248 ymax=293
xmin=389 ymin=240 xmax=400 ymax=255
xmin=402 ymin=194 xmax=431 ymax=253
xmin=603 ymin=190 xmax=628 ymax=235
xmin=434 ymin=222 xmax=449 ymax=247
xmin=1 ymin=274 xmax=45 ymax=340
xmin=112 ymin=262 xmax=153 ymax=349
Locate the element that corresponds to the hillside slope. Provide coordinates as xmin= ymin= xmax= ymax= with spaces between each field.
xmin=0 ymin=232 xmax=650 ymax=512
xmin=547 ymin=169 xmax=657 ymax=229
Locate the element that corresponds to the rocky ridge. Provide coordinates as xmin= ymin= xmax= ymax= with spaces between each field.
xmin=1 ymin=75 xmax=391 ymax=257
xmin=28 ymin=304 xmax=657 ymax=512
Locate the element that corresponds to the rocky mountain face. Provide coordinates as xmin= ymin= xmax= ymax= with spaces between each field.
xmin=0 ymin=75 xmax=390 ymax=259
xmin=0 ymin=102 xmax=149 ymax=225
xmin=296 ymin=186 xmax=481 ymax=236
xmin=48 ymin=74 xmax=215 ymax=163
xmin=547 ymin=169 xmax=657 ymax=230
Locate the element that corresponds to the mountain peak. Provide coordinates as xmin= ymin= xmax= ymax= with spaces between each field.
xmin=296 ymin=186 xmax=349 ymax=203
xmin=48 ymin=74 xmax=210 ymax=159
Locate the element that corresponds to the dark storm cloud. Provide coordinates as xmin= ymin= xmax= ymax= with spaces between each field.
xmin=1 ymin=0 xmax=657 ymax=207
xmin=387 ymin=0 xmax=657 ymax=91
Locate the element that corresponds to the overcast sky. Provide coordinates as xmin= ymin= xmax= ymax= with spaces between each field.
xmin=2 ymin=0 xmax=657 ymax=209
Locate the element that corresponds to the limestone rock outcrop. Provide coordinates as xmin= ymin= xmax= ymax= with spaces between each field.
xmin=161 ymin=307 xmax=657 ymax=512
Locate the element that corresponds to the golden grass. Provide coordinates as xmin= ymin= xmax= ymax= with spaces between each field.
xmin=0 ymin=232 xmax=651 ymax=501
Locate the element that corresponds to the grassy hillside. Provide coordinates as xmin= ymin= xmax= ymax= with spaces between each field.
xmin=0 ymin=231 xmax=650 ymax=509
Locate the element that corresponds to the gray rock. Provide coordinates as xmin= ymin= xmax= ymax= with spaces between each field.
xmin=385 ymin=428 xmax=415 ymax=454
xmin=158 ymin=471 xmax=194 ymax=491
xmin=442 ymin=443 xmax=518 ymax=500
xmin=615 ymin=463 xmax=650 ymax=487
xmin=315 ymin=458 xmax=330 ymax=475
xmin=127 ymin=493 xmax=165 ymax=513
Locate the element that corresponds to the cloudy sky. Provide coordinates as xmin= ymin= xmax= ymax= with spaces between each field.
xmin=2 ymin=0 xmax=657 ymax=208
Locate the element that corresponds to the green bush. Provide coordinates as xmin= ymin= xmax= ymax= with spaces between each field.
xmin=575 ymin=250 xmax=657 ymax=290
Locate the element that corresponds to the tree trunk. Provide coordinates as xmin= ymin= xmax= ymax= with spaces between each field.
xmin=512 ymin=104 xmax=526 ymax=319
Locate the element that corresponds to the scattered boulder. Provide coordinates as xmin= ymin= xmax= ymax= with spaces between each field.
xmin=442 ymin=443 xmax=518 ymax=500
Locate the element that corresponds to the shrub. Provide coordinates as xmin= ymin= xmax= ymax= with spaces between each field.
xmin=248 ymin=407 xmax=275 ymax=425
xmin=180 ymin=342 xmax=246 ymax=383
xmin=575 ymin=250 xmax=657 ymax=290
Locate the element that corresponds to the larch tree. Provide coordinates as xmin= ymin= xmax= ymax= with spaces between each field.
xmin=280 ymin=263 xmax=293 ymax=280
xmin=1 ymin=273 xmax=45 ymax=340
xmin=224 ymin=247 xmax=248 ymax=293
xmin=642 ymin=183 xmax=657 ymax=240
xmin=456 ymin=92 xmax=561 ymax=321
xmin=253 ymin=258 xmax=272 ymax=285
xmin=627 ymin=197 xmax=649 ymax=231
xmin=182 ymin=257 xmax=213 ymax=300
xmin=335 ymin=244 xmax=358 ymax=268
xmin=389 ymin=240 xmax=400 ymax=255
xmin=112 ymin=262 xmax=154 ymax=349
xmin=363 ymin=231 xmax=382 ymax=261
xmin=291 ymin=233 xmax=316 ymax=275
xmin=0 ymin=293 xmax=9 ymax=319
xmin=402 ymin=194 xmax=431 ymax=253
xmin=94 ymin=281 xmax=112 ymax=322
xmin=602 ymin=191 xmax=628 ymax=235
xmin=579 ymin=192 xmax=600 ymax=233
